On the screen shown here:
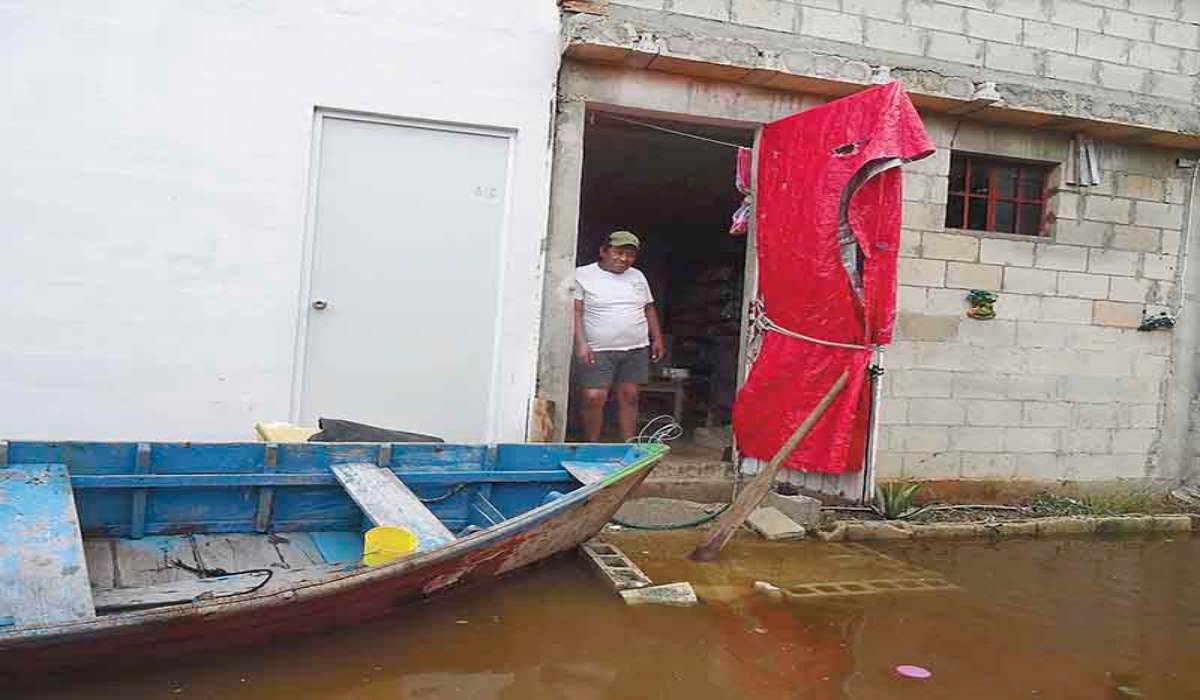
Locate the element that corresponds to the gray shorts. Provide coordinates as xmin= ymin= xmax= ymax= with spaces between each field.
xmin=578 ymin=347 xmax=650 ymax=389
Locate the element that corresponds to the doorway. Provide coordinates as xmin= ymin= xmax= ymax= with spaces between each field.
xmin=294 ymin=112 xmax=512 ymax=442
xmin=568 ymin=110 xmax=755 ymax=461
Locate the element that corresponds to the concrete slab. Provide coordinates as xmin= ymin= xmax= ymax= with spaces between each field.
xmin=619 ymin=582 xmax=698 ymax=607
xmin=767 ymin=492 xmax=822 ymax=527
xmin=746 ymin=507 xmax=806 ymax=541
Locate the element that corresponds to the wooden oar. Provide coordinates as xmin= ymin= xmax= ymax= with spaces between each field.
xmin=689 ymin=370 xmax=849 ymax=562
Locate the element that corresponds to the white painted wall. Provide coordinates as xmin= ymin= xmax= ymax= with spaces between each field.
xmin=0 ymin=1 xmax=561 ymax=441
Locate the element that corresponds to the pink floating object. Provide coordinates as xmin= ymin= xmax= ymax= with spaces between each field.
xmin=895 ymin=665 xmax=932 ymax=679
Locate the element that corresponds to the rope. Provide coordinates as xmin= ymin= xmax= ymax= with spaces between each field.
xmin=418 ymin=483 xmax=468 ymax=504
xmin=610 ymin=503 xmax=730 ymax=530
xmin=603 ymin=114 xmax=746 ymax=150
xmin=748 ymin=298 xmax=874 ymax=352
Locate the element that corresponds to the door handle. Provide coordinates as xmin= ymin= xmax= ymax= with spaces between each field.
xmin=311 ymin=299 xmax=329 ymax=311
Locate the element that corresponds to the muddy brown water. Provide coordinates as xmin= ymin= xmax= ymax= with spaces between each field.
xmin=26 ymin=531 xmax=1200 ymax=699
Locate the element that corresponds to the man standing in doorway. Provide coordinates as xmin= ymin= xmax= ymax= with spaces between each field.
xmin=574 ymin=230 xmax=666 ymax=442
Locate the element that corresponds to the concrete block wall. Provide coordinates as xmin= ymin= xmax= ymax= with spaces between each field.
xmin=882 ymin=114 xmax=1190 ymax=481
xmin=614 ymin=0 xmax=1199 ymax=104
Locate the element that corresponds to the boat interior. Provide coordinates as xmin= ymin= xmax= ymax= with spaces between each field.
xmin=0 ymin=441 xmax=662 ymax=631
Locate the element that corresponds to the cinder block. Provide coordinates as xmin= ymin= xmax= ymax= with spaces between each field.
xmin=908 ymin=398 xmax=967 ymax=425
xmin=1149 ymin=72 xmax=1196 ymax=102
xmin=1098 ymin=63 xmax=1148 ymax=92
xmin=980 ymin=238 xmax=1035 ymax=266
xmin=1017 ymin=320 xmax=1068 ymax=348
xmin=909 ymin=0 xmax=966 ymax=32
xmin=1165 ymin=177 xmax=1190 ymax=205
xmin=843 ymin=0 xmax=905 ymax=23
xmin=1104 ymin=10 xmax=1154 ymax=41
xmin=967 ymin=10 xmax=1023 ymax=43
xmin=1052 ymin=191 xmax=1080 ymax=220
xmin=1045 ymin=52 xmax=1097 ymax=84
xmin=732 ymin=0 xmax=798 ymax=32
xmin=1161 ymin=229 xmax=1181 ymax=255
xmin=800 ymin=7 xmax=864 ymax=44
xmin=670 ymin=0 xmax=730 ymax=21
xmin=959 ymin=317 xmax=1017 ymax=345
xmin=1008 ymin=374 xmax=1058 ymax=400
xmin=1075 ymin=403 xmax=1120 ymax=429
xmin=1111 ymin=429 xmax=1156 ymax=454
xmin=985 ymin=41 xmax=1041 ymax=74
xmin=1057 ymin=271 xmax=1110 ymax=299
xmin=898 ymin=285 xmax=927 ymax=313
xmin=1077 ymin=31 xmax=1130 ymax=63
xmin=1108 ymin=276 xmax=1152 ymax=303
xmin=1118 ymin=174 xmax=1165 ymax=201
xmin=898 ymin=257 xmax=947 ymax=286
xmin=1005 ymin=427 xmax=1059 ymax=453
xmin=952 ymin=372 xmax=1009 ymax=399
xmin=1154 ymin=18 xmax=1200 ymax=50
xmin=1022 ymin=20 xmax=1075 ymax=50
xmin=1129 ymin=41 xmax=1181 ymax=72
xmin=879 ymin=397 xmax=908 ymax=425
xmin=1035 ymin=243 xmax=1088 ymax=271
xmin=620 ymin=582 xmax=698 ymax=606
xmin=1054 ymin=220 xmax=1108 ymax=247
xmin=1060 ymin=376 xmax=1118 ymax=404
xmin=892 ymin=369 xmax=954 ymax=398
xmin=998 ymin=293 xmax=1043 ymax=321
xmin=966 ymin=399 xmax=1022 ymax=426
xmin=950 ymin=426 xmax=1005 ymax=452
xmin=1003 ymin=267 xmax=1057 ymax=294
xmin=1110 ymin=225 xmax=1161 ymax=252
xmin=889 ymin=425 xmax=951 ymax=452
xmin=916 ymin=342 xmax=976 ymax=371
xmin=993 ymin=0 xmax=1049 ymax=21
xmin=959 ymin=453 xmax=1016 ymax=479
xmin=1052 ymin=0 xmax=1104 ymax=32
xmin=1126 ymin=403 xmax=1159 ymax=428
xmin=1083 ymin=196 xmax=1133 ymax=224
xmin=765 ymin=492 xmax=821 ymax=528
xmin=900 ymin=228 xmax=922 ymax=256
xmin=900 ymin=450 xmax=961 ymax=480
xmin=1093 ymin=300 xmax=1144 ymax=328
xmin=946 ymin=262 xmax=1002 ymax=289
xmin=1135 ymin=201 xmax=1184 ymax=230
xmin=1041 ymin=297 xmax=1093 ymax=323
xmin=902 ymin=201 xmax=946 ymax=230
xmin=1063 ymin=428 xmax=1111 ymax=454
xmin=1022 ymin=401 xmax=1071 ymax=427
xmin=926 ymin=288 xmax=970 ymax=315
xmin=922 ymin=232 xmax=979 ymax=261
xmin=927 ymin=30 xmax=984 ymax=65
xmin=1142 ymin=253 xmax=1177 ymax=280
xmin=897 ymin=314 xmax=960 ymax=340
xmin=1087 ymin=249 xmax=1139 ymax=276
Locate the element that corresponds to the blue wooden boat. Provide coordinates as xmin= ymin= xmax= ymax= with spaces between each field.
xmin=0 ymin=440 xmax=666 ymax=679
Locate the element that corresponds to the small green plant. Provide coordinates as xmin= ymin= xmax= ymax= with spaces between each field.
xmin=1028 ymin=490 xmax=1169 ymax=516
xmin=872 ymin=482 xmax=923 ymax=520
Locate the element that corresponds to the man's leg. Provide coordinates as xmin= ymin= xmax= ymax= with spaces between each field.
xmin=579 ymin=387 xmax=609 ymax=442
xmin=614 ymin=382 xmax=640 ymax=442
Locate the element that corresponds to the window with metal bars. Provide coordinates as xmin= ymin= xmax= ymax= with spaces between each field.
xmin=946 ymin=154 xmax=1051 ymax=236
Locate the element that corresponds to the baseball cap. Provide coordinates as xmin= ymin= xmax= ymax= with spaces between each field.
xmin=606 ymin=230 xmax=640 ymax=249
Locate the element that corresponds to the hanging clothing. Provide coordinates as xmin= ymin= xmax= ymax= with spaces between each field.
xmin=729 ymin=147 xmax=753 ymax=236
xmin=733 ymin=82 xmax=934 ymax=474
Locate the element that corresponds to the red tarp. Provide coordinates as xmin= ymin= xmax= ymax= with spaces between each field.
xmin=733 ymin=83 xmax=934 ymax=473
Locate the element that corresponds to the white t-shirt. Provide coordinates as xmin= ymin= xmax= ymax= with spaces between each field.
xmin=574 ymin=262 xmax=654 ymax=352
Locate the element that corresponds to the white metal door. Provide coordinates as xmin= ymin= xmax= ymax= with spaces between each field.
xmin=295 ymin=114 xmax=511 ymax=441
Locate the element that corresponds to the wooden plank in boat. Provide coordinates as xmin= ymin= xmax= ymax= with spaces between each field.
xmin=83 ymin=539 xmax=116 ymax=589
xmin=331 ymin=464 xmax=456 ymax=553
xmin=0 ymin=464 xmax=96 ymax=625
xmin=270 ymin=532 xmax=324 ymax=568
xmin=112 ymin=536 xmax=200 ymax=588
xmin=561 ymin=461 xmax=618 ymax=485
xmin=192 ymin=534 xmax=287 ymax=573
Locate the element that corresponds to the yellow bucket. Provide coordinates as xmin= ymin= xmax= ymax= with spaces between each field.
xmin=362 ymin=526 xmax=419 ymax=566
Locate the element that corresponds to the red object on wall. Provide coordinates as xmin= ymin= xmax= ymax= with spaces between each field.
xmin=733 ymin=82 xmax=934 ymax=473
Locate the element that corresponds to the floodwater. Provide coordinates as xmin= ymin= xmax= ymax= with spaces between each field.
xmin=28 ymin=531 xmax=1200 ymax=699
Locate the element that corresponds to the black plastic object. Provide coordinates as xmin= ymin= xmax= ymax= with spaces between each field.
xmin=307 ymin=418 xmax=444 ymax=443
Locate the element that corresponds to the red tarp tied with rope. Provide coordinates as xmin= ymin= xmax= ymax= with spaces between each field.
xmin=733 ymin=83 xmax=934 ymax=473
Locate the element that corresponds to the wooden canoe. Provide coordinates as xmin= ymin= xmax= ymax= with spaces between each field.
xmin=0 ymin=440 xmax=667 ymax=680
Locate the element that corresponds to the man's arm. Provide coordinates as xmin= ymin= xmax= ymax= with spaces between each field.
xmin=646 ymin=304 xmax=665 ymax=362
xmin=574 ymin=299 xmax=594 ymax=364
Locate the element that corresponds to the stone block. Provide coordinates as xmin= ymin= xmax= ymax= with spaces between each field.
xmin=1083 ymin=196 xmax=1133 ymax=224
xmin=1035 ymin=517 xmax=1097 ymax=536
xmin=1008 ymin=374 xmax=1058 ymax=400
xmin=889 ymin=425 xmax=951 ymax=452
xmin=732 ymin=0 xmax=798 ymax=31
xmin=620 ymin=582 xmax=698 ymax=606
xmin=1098 ymin=63 xmax=1148 ymax=92
xmin=1111 ymin=428 xmax=1156 ymax=454
xmin=1075 ymin=403 xmax=1120 ymax=428
xmin=1052 ymin=191 xmax=1080 ymax=220
xmin=950 ymin=426 xmax=1005 ymax=452
xmin=959 ymin=453 xmax=1015 ymax=478
xmin=965 ymin=9 xmax=1022 ymax=43
xmin=980 ymin=238 xmax=1035 ymax=266
xmin=986 ymin=521 xmax=1039 ymax=538
xmin=1130 ymin=41 xmax=1181 ymax=72
xmin=1103 ymin=10 xmax=1154 ymax=41
xmin=916 ymin=342 xmax=978 ymax=371
xmin=1087 ymin=249 xmax=1139 ymax=276
xmin=670 ymin=0 xmax=730 ymax=21
xmin=927 ymin=30 xmax=984 ymax=65
xmin=1142 ymin=253 xmax=1177 ymax=280
xmin=1057 ymin=271 xmax=1110 ymax=299
xmin=902 ymin=450 xmax=962 ymax=479
xmin=747 ymin=507 xmax=807 ymax=540
xmin=1161 ymin=229 xmax=1180 ymax=255
xmin=1005 ymin=427 xmax=1059 ymax=453
xmin=1023 ymin=20 xmax=1076 ymax=50
xmin=1093 ymin=300 xmax=1143 ymax=328
xmin=900 ymin=228 xmax=923 ymax=255
xmin=1125 ymin=404 xmax=1158 ymax=428
xmin=1064 ymin=428 xmax=1111 ymax=453
xmin=1108 ymin=276 xmax=1151 ymax=303
xmin=902 ymin=201 xmax=945 ymax=230
xmin=909 ymin=398 xmax=967 ymax=425
xmin=844 ymin=521 xmax=912 ymax=541
xmin=1077 ymin=31 xmax=1130 ymax=63
xmin=1110 ymin=225 xmax=1161 ymax=252
xmin=946 ymin=262 xmax=1002 ymax=289
xmin=800 ymin=7 xmax=864 ymax=44
xmin=1149 ymin=72 xmax=1197 ymax=101
xmin=1165 ymin=177 xmax=1190 ymax=204
xmin=1041 ymin=297 xmax=1093 ymax=323
xmin=864 ymin=18 xmax=928 ymax=55
xmin=911 ymin=523 xmax=985 ymax=539
xmin=922 ymin=232 xmax=979 ymax=261
xmin=1052 ymin=0 xmax=1103 ymax=32
xmin=966 ymin=399 xmax=1022 ymax=426
xmin=1016 ymin=320 xmax=1068 ymax=348
xmin=1003 ymin=267 xmax=1057 ymax=294
xmin=1022 ymin=401 xmax=1070 ymax=426
xmin=1054 ymin=220 xmax=1108 ymax=247
xmin=843 ymin=0 xmax=906 ymax=23
xmin=998 ymin=293 xmax=1043 ymax=321
xmin=993 ymin=0 xmax=1048 ymax=21
xmin=1135 ymin=201 xmax=1184 ymax=230
xmin=985 ymin=41 xmax=1041 ymax=74
xmin=1094 ymin=517 xmax=1154 ymax=535
xmin=953 ymin=372 xmax=1010 ymax=399
xmin=1151 ymin=515 xmax=1193 ymax=533
xmin=1014 ymin=452 xmax=1062 ymax=478
xmin=892 ymin=370 xmax=954 ymax=398
xmin=766 ymin=492 xmax=821 ymax=527
xmin=898 ymin=314 xmax=960 ymax=340
xmin=898 ymin=257 xmax=946 ymax=286
xmin=880 ymin=397 xmax=908 ymax=425
xmin=909 ymin=0 xmax=966 ymax=32
xmin=926 ymin=288 xmax=970 ymax=315
xmin=1118 ymin=174 xmax=1165 ymax=201
xmin=959 ymin=317 xmax=1016 ymax=345
xmin=1154 ymin=18 xmax=1200 ymax=50
xmin=898 ymin=285 xmax=927 ymax=313
xmin=1037 ymin=244 xmax=1089 ymax=273
xmin=1044 ymin=52 xmax=1096 ymax=85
